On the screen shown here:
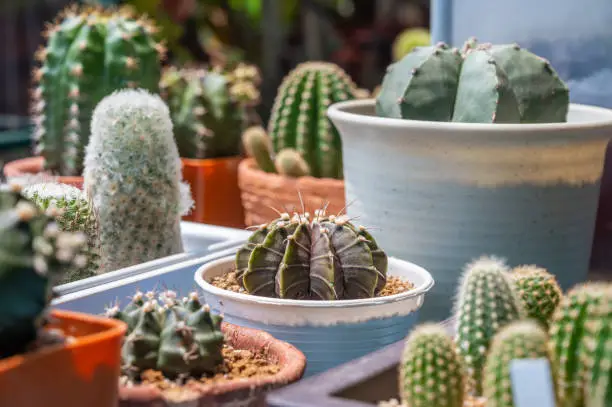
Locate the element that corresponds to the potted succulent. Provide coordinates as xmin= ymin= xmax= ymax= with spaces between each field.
xmin=238 ymin=61 xmax=368 ymax=227
xmin=0 ymin=187 xmax=126 ymax=407
xmin=327 ymin=38 xmax=612 ymax=321
xmin=160 ymin=63 xmax=262 ymax=228
xmin=194 ymin=205 xmax=435 ymax=377
xmin=106 ymin=288 xmax=306 ymax=406
xmin=3 ymin=5 xmax=163 ymax=188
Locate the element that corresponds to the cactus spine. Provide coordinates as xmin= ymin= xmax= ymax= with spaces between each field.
xmin=83 ymin=89 xmax=192 ymax=272
xmin=510 ymin=265 xmax=562 ymax=329
xmin=400 ymin=323 xmax=466 ymax=407
xmin=32 ymin=5 xmax=164 ymax=176
xmin=483 ymin=320 xmax=557 ymax=407
xmin=454 ymin=255 xmax=524 ymax=395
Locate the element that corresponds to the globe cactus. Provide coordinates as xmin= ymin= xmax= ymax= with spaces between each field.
xmin=83 ymin=88 xmax=192 ymax=272
xmin=235 ymin=209 xmax=387 ymax=300
xmin=31 ymin=5 xmax=164 ymax=176
xmin=509 ymin=265 xmax=562 ymax=329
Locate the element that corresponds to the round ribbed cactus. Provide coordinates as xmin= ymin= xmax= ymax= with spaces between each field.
xmin=235 ymin=209 xmax=387 ymax=300
xmin=266 ymin=62 xmax=361 ymax=179
xmin=509 ymin=265 xmax=562 ymax=329
xmin=483 ymin=320 xmax=557 ymax=407
xmin=454 ymin=255 xmax=524 ymax=395
xmin=400 ymin=323 xmax=466 ymax=407
xmin=107 ymin=289 xmax=224 ymax=379
xmin=31 ymin=5 xmax=164 ymax=176
xmin=377 ymin=39 xmax=569 ymax=123
xmin=83 ymin=89 xmax=192 ymax=272
xmin=21 ymin=182 xmax=101 ymax=283
xmin=160 ymin=63 xmax=261 ymax=159
xmin=0 ymin=188 xmax=87 ymax=359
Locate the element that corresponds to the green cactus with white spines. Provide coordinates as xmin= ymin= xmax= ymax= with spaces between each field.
xmin=160 ymin=63 xmax=261 ymax=159
xmin=376 ymin=39 xmax=569 ymax=123
xmin=107 ymin=289 xmax=224 ymax=379
xmin=509 ymin=265 xmax=563 ymax=330
xmin=83 ymin=89 xmax=192 ymax=272
xmin=400 ymin=323 xmax=466 ymax=407
xmin=21 ymin=182 xmax=101 ymax=283
xmin=454 ymin=255 xmax=525 ymax=395
xmin=266 ymin=61 xmax=361 ymax=179
xmin=235 ymin=209 xmax=387 ymax=300
xmin=31 ymin=5 xmax=164 ymax=176
xmin=483 ymin=320 xmax=558 ymax=407
xmin=0 ymin=188 xmax=87 ymax=359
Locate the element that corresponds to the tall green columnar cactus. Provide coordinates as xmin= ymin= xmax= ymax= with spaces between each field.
xmin=235 ymin=209 xmax=388 ymax=300
xmin=31 ymin=6 xmax=164 ymax=176
xmin=454 ymin=255 xmax=524 ymax=395
xmin=376 ymin=39 xmax=569 ymax=123
xmin=267 ymin=62 xmax=361 ymax=179
xmin=0 ymin=188 xmax=87 ymax=359
xmin=483 ymin=320 xmax=558 ymax=407
xmin=400 ymin=323 xmax=466 ymax=407
xmin=21 ymin=182 xmax=101 ymax=283
xmin=509 ymin=265 xmax=563 ymax=329
xmin=160 ymin=63 xmax=261 ymax=159
xmin=83 ymin=89 xmax=192 ymax=272
xmin=107 ymin=289 xmax=224 ymax=378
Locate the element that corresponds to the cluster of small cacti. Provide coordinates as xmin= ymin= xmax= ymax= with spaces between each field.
xmin=106 ymin=289 xmax=224 ymax=378
xmin=31 ymin=5 xmax=164 ymax=176
xmin=83 ymin=89 xmax=192 ymax=272
xmin=160 ymin=63 xmax=261 ymax=159
xmin=235 ymin=208 xmax=387 ymax=300
xmin=509 ymin=265 xmax=562 ymax=329
xmin=242 ymin=62 xmax=363 ymax=180
xmin=376 ymin=38 xmax=569 ymax=123
xmin=0 ymin=188 xmax=87 ymax=359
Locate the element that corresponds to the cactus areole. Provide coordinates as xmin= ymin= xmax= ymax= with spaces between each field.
xmin=31 ymin=6 xmax=164 ymax=176
xmin=235 ymin=209 xmax=388 ymax=300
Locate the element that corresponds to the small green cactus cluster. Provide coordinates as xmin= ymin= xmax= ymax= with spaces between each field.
xmin=83 ymin=88 xmax=192 ymax=272
xmin=376 ymin=38 xmax=569 ymax=123
xmin=0 ymin=188 xmax=87 ymax=359
xmin=106 ymin=289 xmax=224 ymax=379
xmin=160 ymin=63 xmax=261 ymax=159
xmin=509 ymin=265 xmax=562 ymax=329
xmin=32 ymin=5 xmax=164 ymax=176
xmin=243 ymin=62 xmax=362 ymax=179
xmin=235 ymin=209 xmax=387 ymax=300
xmin=21 ymin=182 xmax=101 ymax=283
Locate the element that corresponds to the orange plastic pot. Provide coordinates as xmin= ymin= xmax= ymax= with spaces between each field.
xmin=3 ymin=156 xmax=84 ymax=189
xmin=0 ymin=309 xmax=127 ymax=407
xmin=181 ymin=156 xmax=245 ymax=228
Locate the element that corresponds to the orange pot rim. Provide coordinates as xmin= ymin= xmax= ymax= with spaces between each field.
xmin=239 ymin=157 xmax=345 ymax=188
xmin=181 ymin=155 xmax=243 ymax=168
xmin=3 ymin=156 xmax=84 ymax=187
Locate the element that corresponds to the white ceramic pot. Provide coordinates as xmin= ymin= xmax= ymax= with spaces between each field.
xmin=328 ymin=99 xmax=612 ymax=321
xmin=194 ymin=256 xmax=434 ymax=377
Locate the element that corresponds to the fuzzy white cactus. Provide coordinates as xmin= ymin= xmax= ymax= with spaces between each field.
xmin=83 ymin=89 xmax=192 ymax=272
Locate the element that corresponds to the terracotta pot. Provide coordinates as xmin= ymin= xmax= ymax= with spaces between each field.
xmin=181 ymin=156 xmax=246 ymax=228
xmin=119 ymin=321 xmax=306 ymax=407
xmin=3 ymin=156 xmax=84 ymax=189
xmin=238 ymin=158 xmax=346 ymax=227
xmin=0 ymin=310 xmax=127 ymax=407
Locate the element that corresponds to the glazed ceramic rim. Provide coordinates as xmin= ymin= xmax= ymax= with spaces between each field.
xmin=327 ymin=99 xmax=612 ymax=132
xmin=194 ymin=255 xmax=434 ymax=308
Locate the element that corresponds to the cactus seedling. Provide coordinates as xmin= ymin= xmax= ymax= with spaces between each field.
xmin=454 ymin=255 xmax=524 ymax=395
xmin=32 ymin=5 xmax=164 ymax=176
xmin=235 ymin=208 xmax=387 ymax=300
xmin=509 ymin=265 xmax=562 ymax=329
xmin=242 ymin=126 xmax=276 ymax=173
xmin=400 ymin=323 xmax=466 ymax=407
xmin=274 ymin=149 xmax=311 ymax=178
xmin=83 ymin=89 xmax=192 ymax=272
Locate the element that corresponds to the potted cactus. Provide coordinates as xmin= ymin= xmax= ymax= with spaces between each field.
xmin=194 ymin=206 xmax=435 ymax=377
xmin=0 ymin=187 xmax=127 ymax=407
xmin=238 ymin=61 xmax=367 ymax=227
xmin=160 ymin=63 xmax=262 ymax=228
xmin=327 ymin=38 xmax=612 ymax=321
xmin=3 ymin=5 xmax=163 ymax=188
xmin=106 ymin=288 xmax=306 ymax=406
